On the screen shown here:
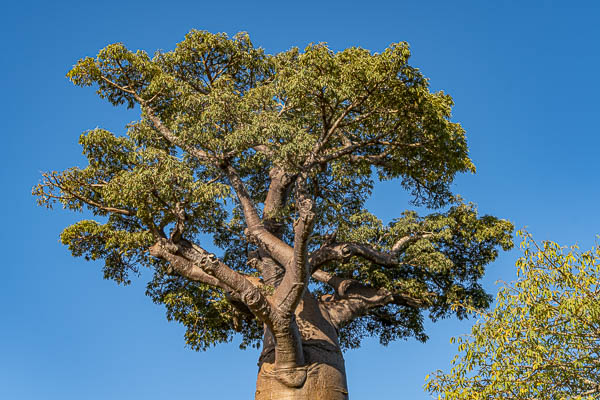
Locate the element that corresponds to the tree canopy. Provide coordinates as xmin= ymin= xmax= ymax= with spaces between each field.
xmin=34 ymin=30 xmax=513 ymax=356
xmin=426 ymin=231 xmax=600 ymax=399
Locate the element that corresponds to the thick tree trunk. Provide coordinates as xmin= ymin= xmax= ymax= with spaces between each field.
xmin=255 ymin=292 xmax=349 ymax=400
xmin=255 ymin=356 xmax=348 ymax=400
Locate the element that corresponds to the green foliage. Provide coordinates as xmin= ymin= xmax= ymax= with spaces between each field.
xmin=64 ymin=29 xmax=473 ymax=210
xmin=426 ymin=231 xmax=600 ymax=399
xmin=146 ymin=272 xmax=263 ymax=351
xmin=34 ymin=30 xmax=512 ymax=351
xmin=60 ymin=218 xmax=153 ymax=284
xmin=330 ymin=202 xmax=513 ymax=348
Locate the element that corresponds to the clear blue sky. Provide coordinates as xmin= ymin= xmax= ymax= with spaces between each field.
xmin=2 ymin=1 xmax=599 ymax=399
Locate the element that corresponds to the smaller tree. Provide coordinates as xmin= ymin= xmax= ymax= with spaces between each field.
xmin=426 ymin=231 xmax=600 ymax=399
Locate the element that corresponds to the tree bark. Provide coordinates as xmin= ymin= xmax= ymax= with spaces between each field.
xmin=255 ymin=291 xmax=349 ymax=400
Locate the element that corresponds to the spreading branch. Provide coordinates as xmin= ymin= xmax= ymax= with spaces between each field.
xmin=309 ymin=232 xmax=433 ymax=273
xmin=37 ymin=171 xmax=134 ymax=216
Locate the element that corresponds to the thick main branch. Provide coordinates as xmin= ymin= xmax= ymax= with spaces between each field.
xmin=309 ymin=233 xmax=432 ymax=273
xmin=149 ymin=238 xmax=274 ymax=327
xmin=224 ymin=165 xmax=294 ymax=268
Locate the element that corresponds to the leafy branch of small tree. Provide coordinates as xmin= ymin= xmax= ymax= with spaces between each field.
xmin=426 ymin=230 xmax=600 ymax=400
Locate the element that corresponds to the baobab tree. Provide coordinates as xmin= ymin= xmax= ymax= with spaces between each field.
xmin=34 ymin=30 xmax=513 ymax=399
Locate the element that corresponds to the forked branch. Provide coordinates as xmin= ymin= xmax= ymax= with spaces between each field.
xmin=313 ymin=270 xmax=430 ymax=328
xmin=273 ymin=179 xmax=315 ymax=317
xmin=309 ymin=232 xmax=433 ymax=273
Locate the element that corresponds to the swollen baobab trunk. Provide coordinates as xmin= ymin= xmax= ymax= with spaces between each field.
xmin=255 ymin=292 xmax=348 ymax=400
